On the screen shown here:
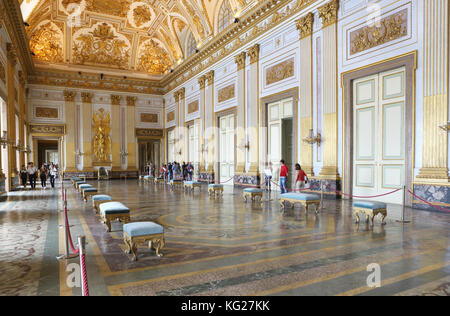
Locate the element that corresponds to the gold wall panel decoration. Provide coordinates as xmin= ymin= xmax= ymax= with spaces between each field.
xmin=73 ymin=23 xmax=130 ymax=69
xmin=188 ymin=100 xmax=199 ymax=114
xmin=133 ymin=4 xmax=153 ymax=28
xmin=266 ymin=58 xmax=295 ymax=86
xmin=318 ymin=0 xmax=339 ymax=28
xmin=136 ymin=128 xmax=163 ymax=137
xmin=140 ymin=113 xmax=158 ymax=123
xmin=35 ymin=107 xmax=58 ymax=119
xmin=350 ymin=9 xmax=408 ymax=55
xmin=137 ymin=39 xmax=173 ymax=74
xmin=30 ymin=124 xmax=65 ymax=135
xmin=92 ymin=108 xmax=111 ymax=163
xmin=218 ymin=84 xmax=235 ymax=103
xmin=167 ymin=111 xmax=175 ymax=122
xmin=29 ymin=21 xmax=63 ymax=63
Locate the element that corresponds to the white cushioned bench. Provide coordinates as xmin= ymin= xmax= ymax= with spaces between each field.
xmin=208 ymin=184 xmax=224 ymax=198
xmin=243 ymin=188 xmax=263 ymax=202
xmin=92 ymin=194 xmax=112 ymax=212
xmin=184 ymin=181 xmax=202 ymax=192
xmin=280 ymin=193 xmax=321 ymax=213
xmin=98 ymin=201 xmax=131 ymax=232
xmin=123 ymin=222 xmax=165 ymax=261
xmin=353 ymin=201 xmax=387 ymax=225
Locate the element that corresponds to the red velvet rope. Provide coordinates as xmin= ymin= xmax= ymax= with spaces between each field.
xmin=408 ymin=190 xmax=450 ymax=213
xmin=270 ymin=180 xmax=321 ymax=192
xmin=324 ymin=184 xmax=401 ymax=198
xmin=79 ymin=253 xmax=90 ymax=296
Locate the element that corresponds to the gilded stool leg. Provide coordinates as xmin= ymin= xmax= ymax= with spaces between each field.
xmin=105 ymin=219 xmax=111 ymax=232
xmin=354 ymin=210 xmax=360 ymax=223
xmin=131 ymin=242 xmax=138 ymax=261
xmin=155 ymin=237 xmax=164 ymax=257
xmin=124 ymin=237 xmax=132 ymax=254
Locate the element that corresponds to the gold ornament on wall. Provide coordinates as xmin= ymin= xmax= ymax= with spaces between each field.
xmin=218 ymin=84 xmax=235 ymax=103
xmin=266 ymin=58 xmax=295 ymax=86
xmin=137 ymin=39 xmax=173 ymax=74
xmin=36 ymin=107 xmax=59 ymax=119
xmin=29 ymin=22 xmax=64 ymax=63
xmin=92 ymin=108 xmax=111 ymax=163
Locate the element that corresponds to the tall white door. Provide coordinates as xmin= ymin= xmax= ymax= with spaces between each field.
xmin=219 ymin=114 xmax=235 ymax=184
xmin=268 ymin=98 xmax=293 ymax=184
xmin=353 ymin=67 xmax=406 ymax=204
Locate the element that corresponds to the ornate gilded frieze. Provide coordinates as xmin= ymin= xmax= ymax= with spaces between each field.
xmin=140 ymin=113 xmax=158 ymax=123
xmin=73 ymin=23 xmax=130 ymax=69
xmin=266 ymin=58 xmax=295 ymax=86
xmin=247 ymin=44 xmax=260 ymax=64
xmin=318 ymin=0 xmax=339 ymax=28
xmin=92 ymin=108 xmax=111 ymax=163
xmin=167 ymin=111 xmax=175 ymax=122
xmin=111 ymin=94 xmax=122 ymax=105
xmin=30 ymin=124 xmax=65 ymax=135
xmin=188 ymin=100 xmax=199 ymax=114
xmin=29 ymin=21 xmax=63 ymax=63
xmin=218 ymin=84 xmax=235 ymax=103
xmin=234 ymin=52 xmax=246 ymax=71
xmin=64 ymin=90 xmax=76 ymax=102
xmin=350 ymin=9 xmax=408 ymax=55
xmin=136 ymin=128 xmax=163 ymax=137
xmin=35 ymin=107 xmax=58 ymax=119
xmin=296 ymin=12 xmax=314 ymax=40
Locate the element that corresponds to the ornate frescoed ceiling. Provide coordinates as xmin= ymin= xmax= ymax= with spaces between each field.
xmin=18 ymin=0 xmax=255 ymax=78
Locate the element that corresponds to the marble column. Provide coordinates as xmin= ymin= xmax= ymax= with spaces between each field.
xmin=246 ymin=44 xmax=260 ymax=181
xmin=111 ymin=94 xmax=122 ymax=171
xmin=175 ymin=88 xmax=186 ymax=163
xmin=198 ymin=75 xmax=206 ymax=172
xmin=297 ymin=13 xmax=315 ymax=176
xmin=318 ymin=0 xmax=340 ymax=184
xmin=417 ymin=0 xmax=449 ymax=182
xmin=234 ymin=51 xmax=246 ymax=176
xmin=126 ymin=96 xmax=137 ymax=172
xmin=205 ymin=70 xmax=215 ymax=182
xmin=64 ymin=90 xmax=76 ymax=172
xmin=18 ymin=71 xmax=25 ymax=169
xmin=6 ymin=43 xmax=17 ymax=189
xmin=81 ymin=92 xmax=93 ymax=172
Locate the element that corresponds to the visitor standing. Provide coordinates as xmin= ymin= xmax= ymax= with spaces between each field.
xmin=264 ymin=162 xmax=273 ymax=192
xmin=27 ymin=162 xmax=38 ymax=189
xmin=49 ymin=163 xmax=57 ymax=188
xmin=20 ymin=165 xmax=28 ymax=188
xmin=279 ymin=160 xmax=288 ymax=194
xmin=39 ymin=164 xmax=48 ymax=189
xmin=294 ymin=164 xmax=308 ymax=191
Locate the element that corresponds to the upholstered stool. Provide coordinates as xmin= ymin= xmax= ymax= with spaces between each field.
xmin=184 ymin=181 xmax=202 ymax=192
xmin=82 ymin=187 xmax=98 ymax=202
xmin=71 ymin=177 xmax=81 ymax=185
xmin=78 ymin=183 xmax=92 ymax=193
xmin=154 ymin=177 xmax=165 ymax=184
xmin=243 ymin=188 xmax=263 ymax=202
xmin=123 ymin=222 xmax=165 ymax=261
xmin=143 ymin=175 xmax=154 ymax=183
xmin=169 ymin=179 xmax=183 ymax=189
xmin=75 ymin=181 xmax=86 ymax=189
xmin=120 ymin=173 xmax=127 ymax=180
xmin=98 ymin=201 xmax=131 ymax=232
xmin=208 ymin=184 xmax=224 ymax=198
xmin=79 ymin=174 xmax=87 ymax=181
xmin=280 ymin=193 xmax=321 ymax=214
xmin=353 ymin=201 xmax=387 ymax=225
xmin=92 ymin=194 xmax=112 ymax=212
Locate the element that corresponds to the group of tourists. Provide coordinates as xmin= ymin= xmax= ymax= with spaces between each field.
xmin=263 ymin=160 xmax=308 ymax=194
xmin=20 ymin=162 xmax=58 ymax=189
xmin=159 ymin=162 xmax=195 ymax=181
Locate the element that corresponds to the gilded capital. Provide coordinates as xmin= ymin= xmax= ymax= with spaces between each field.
xmin=247 ymin=44 xmax=260 ymax=64
xmin=174 ymin=91 xmax=180 ymax=103
xmin=198 ymin=75 xmax=206 ymax=89
xmin=18 ymin=71 xmax=26 ymax=86
xmin=318 ymin=0 xmax=339 ymax=28
xmin=6 ymin=43 xmax=17 ymax=65
xmin=234 ymin=52 xmax=246 ymax=71
xmin=206 ymin=70 xmax=214 ymax=86
xmin=64 ymin=90 xmax=76 ymax=102
xmin=296 ymin=13 xmax=314 ymax=40
xmin=81 ymin=92 xmax=93 ymax=103
xmin=111 ymin=94 xmax=122 ymax=105
xmin=126 ymin=96 xmax=137 ymax=106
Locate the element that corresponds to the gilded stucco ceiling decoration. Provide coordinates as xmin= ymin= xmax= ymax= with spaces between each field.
xmin=21 ymin=0 xmax=256 ymax=76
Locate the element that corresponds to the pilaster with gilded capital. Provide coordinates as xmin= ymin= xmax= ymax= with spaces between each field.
xmin=64 ymin=90 xmax=76 ymax=102
xmin=296 ymin=12 xmax=314 ymax=40
xmin=247 ymin=44 xmax=260 ymax=64
xmin=234 ymin=52 xmax=247 ymax=71
xmin=111 ymin=94 xmax=122 ymax=105
xmin=81 ymin=92 xmax=93 ymax=103
xmin=318 ymin=0 xmax=339 ymax=28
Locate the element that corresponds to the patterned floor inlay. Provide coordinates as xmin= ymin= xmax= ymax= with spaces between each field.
xmin=0 ymin=180 xmax=449 ymax=296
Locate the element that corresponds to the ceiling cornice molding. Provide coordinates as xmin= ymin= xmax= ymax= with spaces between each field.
xmin=0 ymin=0 xmax=35 ymax=76
xmin=161 ymin=0 xmax=319 ymax=92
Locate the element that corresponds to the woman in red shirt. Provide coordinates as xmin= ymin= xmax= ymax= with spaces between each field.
xmin=294 ymin=164 xmax=308 ymax=191
xmin=279 ymin=160 xmax=288 ymax=194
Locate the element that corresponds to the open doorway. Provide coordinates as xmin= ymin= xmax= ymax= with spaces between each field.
xmin=138 ymin=140 xmax=160 ymax=176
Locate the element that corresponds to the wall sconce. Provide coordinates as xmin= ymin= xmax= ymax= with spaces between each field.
xmin=26 ymin=147 xmax=32 ymax=154
xmin=237 ymin=140 xmax=250 ymax=151
xmin=0 ymin=131 xmax=10 ymax=149
xmin=75 ymin=150 xmax=84 ymax=157
xmin=120 ymin=151 xmax=128 ymax=157
xmin=199 ymin=144 xmax=208 ymax=154
xmin=439 ymin=122 xmax=450 ymax=132
xmin=176 ymin=148 xmax=182 ymax=156
xmin=303 ymin=129 xmax=322 ymax=146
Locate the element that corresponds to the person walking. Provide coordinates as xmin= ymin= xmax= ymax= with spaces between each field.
xmin=294 ymin=164 xmax=308 ymax=191
xmin=279 ymin=160 xmax=288 ymax=194
xmin=49 ymin=163 xmax=57 ymax=188
xmin=20 ymin=165 xmax=28 ymax=188
xmin=27 ymin=162 xmax=38 ymax=189
xmin=264 ymin=162 xmax=273 ymax=192
xmin=39 ymin=164 xmax=48 ymax=189
xmin=187 ymin=162 xmax=194 ymax=181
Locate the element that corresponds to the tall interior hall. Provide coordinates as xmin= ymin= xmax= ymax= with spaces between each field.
xmin=0 ymin=0 xmax=449 ymax=297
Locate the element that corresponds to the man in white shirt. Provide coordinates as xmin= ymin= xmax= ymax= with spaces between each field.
xmin=27 ymin=162 xmax=38 ymax=189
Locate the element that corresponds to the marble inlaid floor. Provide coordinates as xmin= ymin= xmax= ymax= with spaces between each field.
xmin=0 ymin=179 xmax=449 ymax=296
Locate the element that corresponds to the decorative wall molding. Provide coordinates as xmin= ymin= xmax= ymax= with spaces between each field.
xmin=136 ymin=128 xmax=164 ymax=138
xmin=30 ymin=124 xmax=65 ymax=135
